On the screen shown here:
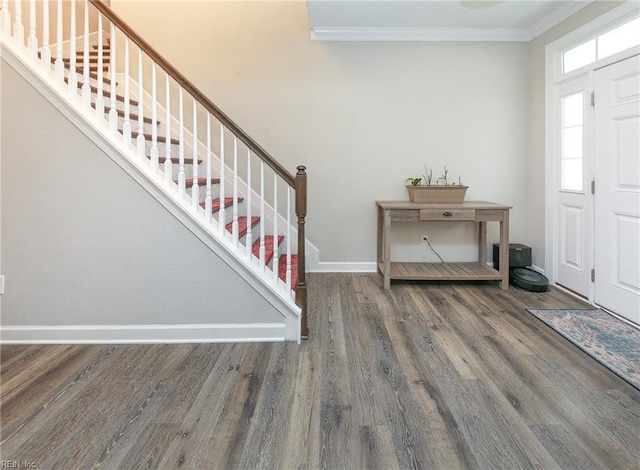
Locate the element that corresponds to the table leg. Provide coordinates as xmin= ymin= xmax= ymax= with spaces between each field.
xmin=478 ymin=221 xmax=487 ymax=264
xmin=383 ymin=209 xmax=391 ymax=289
xmin=500 ymin=210 xmax=510 ymax=290
xmin=377 ymin=205 xmax=383 ymax=271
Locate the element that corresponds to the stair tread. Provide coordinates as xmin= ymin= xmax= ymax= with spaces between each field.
xmin=64 ymin=56 xmax=107 ymax=63
xmin=64 ymin=78 xmax=138 ymax=106
xmin=75 ymin=66 xmax=110 ymax=73
xmin=199 ymin=197 xmax=243 ymax=214
xmin=179 ymin=178 xmax=221 ymax=189
xmin=252 ymin=235 xmax=284 ymax=266
xmin=56 ymin=58 xmax=109 ymax=73
xmin=132 ymin=132 xmax=179 ymax=145
xmin=93 ymin=42 xmax=110 ymax=50
xmin=51 ymin=57 xmax=115 ymax=85
xmin=148 ymin=155 xmax=203 ymax=165
xmin=41 ymin=51 xmax=109 ymax=60
xmin=73 ymin=51 xmax=111 ymax=58
xmin=225 ymin=216 xmax=260 ymax=238
xmin=278 ymin=254 xmax=299 ymax=291
xmin=88 ymin=71 xmax=111 ymax=84
xmin=71 ymin=70 xmax=114 ymax=86
xmin=98 ymin=106 xmax=156 ymax=124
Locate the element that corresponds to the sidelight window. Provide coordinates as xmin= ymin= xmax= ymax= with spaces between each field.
xmin=560 ymin=92 xmax=584 ymax=191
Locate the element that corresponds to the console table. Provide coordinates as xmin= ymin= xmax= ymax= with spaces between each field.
xmin=376 ymin=200 xmax=511 ymax=290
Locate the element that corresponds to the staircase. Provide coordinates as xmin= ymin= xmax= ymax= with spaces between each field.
xmin=0 ymin=0 xmax=310 ymax=341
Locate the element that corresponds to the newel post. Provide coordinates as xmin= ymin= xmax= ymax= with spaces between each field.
xmin=295 ymin=165 xmax=308 ymax=339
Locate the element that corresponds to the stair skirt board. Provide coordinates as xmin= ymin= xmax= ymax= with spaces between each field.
xmin=0 ymin=323 xmax=288 ymax=344
xmin=2 ymin=43 xmax=302 ymax=342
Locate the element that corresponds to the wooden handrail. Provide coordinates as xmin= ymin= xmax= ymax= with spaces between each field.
xmin=88 ymin=0 xmax=295 ymax=188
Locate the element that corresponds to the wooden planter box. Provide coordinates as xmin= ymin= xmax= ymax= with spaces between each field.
xmin=406 ymin=185 xmax=468 ymax=204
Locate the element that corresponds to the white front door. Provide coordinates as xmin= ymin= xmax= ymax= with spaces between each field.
xmin=555 ymin=76 xmax=592 ymax=298
xmin=594 ymin=54 xmax=640 ymax=324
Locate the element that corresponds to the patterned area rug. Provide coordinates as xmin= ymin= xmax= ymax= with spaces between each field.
xmin=527 ymin=308 xmax=640 ymax=390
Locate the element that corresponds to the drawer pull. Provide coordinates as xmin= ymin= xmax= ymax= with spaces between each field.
xmin=443 ymin=211 xmax=453 ymax=217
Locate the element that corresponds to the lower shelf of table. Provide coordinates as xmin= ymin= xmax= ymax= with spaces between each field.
xmin=378 ymin=262 xmax=502 ymax=281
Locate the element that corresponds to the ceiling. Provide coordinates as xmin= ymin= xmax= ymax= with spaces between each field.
xmin=307 ymin=0 xmax=596 ymax=41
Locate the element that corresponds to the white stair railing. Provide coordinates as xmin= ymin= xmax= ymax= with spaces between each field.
xmin=0 ymin=0 xmax=309 ymax=338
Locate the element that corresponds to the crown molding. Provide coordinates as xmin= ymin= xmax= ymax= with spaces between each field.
xmin=311 ymin=26 xmax=532 ymax=42
xmin=310 ymin=0 xmax=599 ymax=43
xmin=528 ymin=0 xmax=595 ymax=40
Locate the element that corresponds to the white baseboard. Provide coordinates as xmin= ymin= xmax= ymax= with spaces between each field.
xmin=310 ymin=262 xmax=377 ymax=273
xmin=0 ymin=323 xmax=287 ymax=344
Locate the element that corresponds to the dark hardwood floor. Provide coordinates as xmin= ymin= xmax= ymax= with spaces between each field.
xmin=1 ymin=273 xmax=639 ymax=469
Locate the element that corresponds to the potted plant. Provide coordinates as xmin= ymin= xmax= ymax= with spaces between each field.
xmin=405 ymin=165 xmax=468 ymax=203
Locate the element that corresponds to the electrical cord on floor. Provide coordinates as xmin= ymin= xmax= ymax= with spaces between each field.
xmin=426 ymin=238 xmax=445 ymax=263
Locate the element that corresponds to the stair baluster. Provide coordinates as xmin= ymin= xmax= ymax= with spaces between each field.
xmin=272 ymin=173 xmax=279 ymax=281
xmin=122 ymin=37 xmax=131 ymax=142
xmin=150 ymin=63 xmax=159 ymax=168
xmin=205 ymin=114 xmax=213 ymax=222
xmin=67 ymin=0 xmax=77 ymax=93
xmin=1 ymin=1 xmax=10 ymax=40
xmin=81 ymin=0 xmax=90 ymax=108
xmin=27 ymin=0 xmax=35 ymax=57
xmin=13 ymin=0 xmax=23 ymax=44
xmin=41 ymin=0 xmax=50 ymax=65
xmin=108 ymin=23 xmax=117 ymax=134
xmin=94 ymin=13 xmax=104 ymax=119
xmin=259 ymin=161 xmax=266 ymax=266
xmin=232 ymin=136 xmax=239 ymax=245
xmin=163 ymin=72 xmax=172 ymax=186
xmin=54 ymin=0 xmax=63 ymax=84
xmin=136 ymin=47 xmax=145 ymax=160
xmin=178 ymin=86 xmax=185 ymax=196
xmin=218 ymin=123 xmax=226 ymax=235
xmin=245 ymin=149 xmax=253 ymax=259
xmin=191 ymin=99 xmax=199 ymax=210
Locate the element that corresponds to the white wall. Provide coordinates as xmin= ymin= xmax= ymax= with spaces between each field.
xmin=526 ymin=0 xmax=624 ymax=268
xmin=112 ymin=1 xmax=530 ymax=267
xmin=0 ymin=60 xmax=283 ymax=328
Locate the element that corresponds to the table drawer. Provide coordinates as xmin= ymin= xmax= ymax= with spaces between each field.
xmin=419 ymin=209 xmax=476 ymax=221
